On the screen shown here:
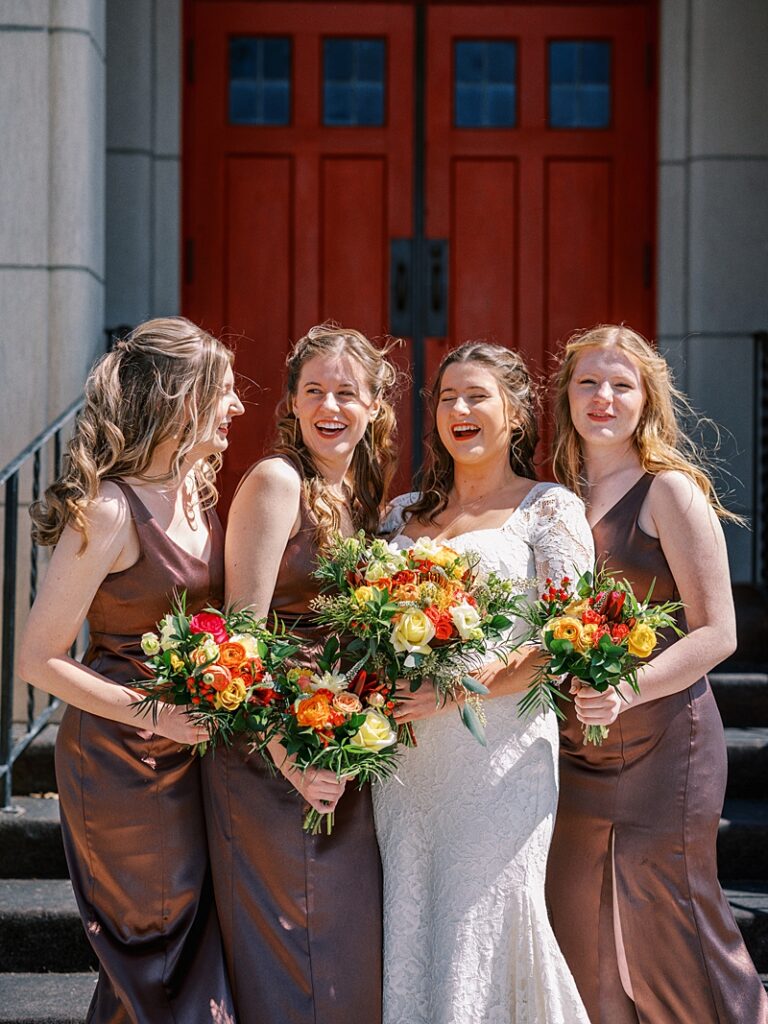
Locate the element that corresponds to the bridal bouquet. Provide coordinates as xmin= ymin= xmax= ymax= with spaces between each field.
xmin=312 ymin=532 xmax=529 ymax=745
xmin=517 ymin=569 xmax=684 ymax=744
xmin=132 ymin=592 xmax=298 ymax=753
xmin=254 ymin=636 xmax=399 ymax=835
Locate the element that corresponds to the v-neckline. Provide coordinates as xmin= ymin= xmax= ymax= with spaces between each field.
xmin=589 ymin=472 xmax=650 ymax=531
xmin=120 ymin=481 xmax=214 ymax=566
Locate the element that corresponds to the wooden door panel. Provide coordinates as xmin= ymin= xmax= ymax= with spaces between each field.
xmin=186 ymin=1 xmax=413 ymax=503
xmin=545 ymin=158 xmax=613 ymax=345
xmin=320 ymin=157 xmax=388 ymax=332
xmin=451 ymin=158 xmax=519 ymax=350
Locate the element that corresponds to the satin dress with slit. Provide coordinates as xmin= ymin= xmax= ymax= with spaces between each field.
xmin=55 ymin=481 xmax=235 ymax=1024
xmin=201 ymin=471 xmax=383 ymax=1024
xmin=546 ymin=473 xmax=768 ymax=1024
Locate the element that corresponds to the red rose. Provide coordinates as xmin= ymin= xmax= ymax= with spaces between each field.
xmin=582 ymin=608 xmax=602 ymax=625
xmin=434 ymin=616 xmax=454 ymax=641
xmin=189 ymin=612 xmax=228 ymax=644
xmin=611 ymin=623 xmax=630 ymax=642
xmin=424 ymin=605 xmax=442 ymax=625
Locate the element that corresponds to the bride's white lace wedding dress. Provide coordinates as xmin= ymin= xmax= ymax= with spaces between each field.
xmin=373 ymin=482 xmax=594 ymax=1024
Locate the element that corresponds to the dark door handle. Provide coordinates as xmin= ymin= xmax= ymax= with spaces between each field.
xmin=390 ymin=239 xmax=413 ymax=336
xmin=426 ymin=240 xmax=448 ymax=337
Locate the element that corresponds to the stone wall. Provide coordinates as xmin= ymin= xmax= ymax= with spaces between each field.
xmin=0 ymin=0 xmax=106 ymax=467
xmin=657 ymin=0 xmax=768 ymax=581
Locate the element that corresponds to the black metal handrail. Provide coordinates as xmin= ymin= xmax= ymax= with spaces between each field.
xmin=1 ymin=397 xmax=86 ymax=810
xmin=753 ymin=331 xmax=768 ymax=591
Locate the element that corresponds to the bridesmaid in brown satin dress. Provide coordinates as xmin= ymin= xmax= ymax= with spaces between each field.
xmin=546 ymin=324 xmax=768 ymax=1024
xmin=202 ymin=324 xmax=398 ymax=1024
xmin=18 ymin=318 xmax=244 ymax=1023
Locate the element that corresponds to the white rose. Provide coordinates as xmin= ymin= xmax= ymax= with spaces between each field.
xmin=229 ymin=632 xmax=260 ymax=658
xmin=450 ymin=602 xmax=482 ymax=640
xmin=364 ymin=560 xmax=389 ymax=583
xmin=140 ymin=632 xmax=161 ymax=656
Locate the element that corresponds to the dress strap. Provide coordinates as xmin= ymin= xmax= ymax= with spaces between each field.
xmin=111 ymin=480 xmax=153 ymax=526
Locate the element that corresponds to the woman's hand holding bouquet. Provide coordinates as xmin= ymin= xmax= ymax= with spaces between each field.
xmin=517 ymin=569 xmax=684 ymax=744
xmin=133 ymin=592 xmax=298 ymax=753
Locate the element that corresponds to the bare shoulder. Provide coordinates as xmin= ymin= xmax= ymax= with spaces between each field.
xmin=647 ymin=470 xmax=708 ymax=516
xmin=83 ymin=481 xmax=132 ymax=533
xmin=236 ymin=456 xmax=302 ymax=501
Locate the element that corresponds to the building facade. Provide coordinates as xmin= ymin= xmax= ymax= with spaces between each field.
xmin=2 ymin=0 xmax=768 ymax=585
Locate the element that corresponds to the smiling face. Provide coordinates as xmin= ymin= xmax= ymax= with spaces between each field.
xmin=292 ymin=350 xmax=380 ymax=470
xmin=193 ymin=363 xmax=244 ymax=459
xmin=567 ymin=345 xmax=646 ymax=451
xmin=435 ymin=362 xmax=516 ymax=467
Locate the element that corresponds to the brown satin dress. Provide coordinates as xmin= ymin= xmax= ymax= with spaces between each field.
xmin=201 ymin=473 xmax=383 ymax=1024
xmin=546 ymin=473 xmax=768 ymax=1024
xmin=55 ymin=481 xmax=235 ymax=1024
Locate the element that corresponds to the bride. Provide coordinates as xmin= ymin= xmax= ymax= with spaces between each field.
xmin=373 ymin=342 xmax=592 ymax=1024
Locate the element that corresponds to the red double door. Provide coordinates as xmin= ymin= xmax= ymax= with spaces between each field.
xmin=184 ymin=1 xmax=656 ymax=500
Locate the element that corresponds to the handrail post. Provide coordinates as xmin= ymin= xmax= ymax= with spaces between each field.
xmin=1 ymin=472 xmax=19 ymax=811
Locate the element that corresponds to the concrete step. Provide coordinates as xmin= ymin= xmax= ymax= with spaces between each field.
xmin=10 ymin=725 xmax=58 ymax=797
xmin=723 ymin=882 xmax=768 ymax=973
xmin=0 ymin=973 xmax=96 ymax=1024
xmin=0 ymin=880 xmax=96 ymax=973
xmin=718 ymin=798 xmax=768 ymax=880
xmin=0 ymin=797 xmax=67 ymax=879
xmin=725 ymin=727 xmax=768 ymax=798
xmin=711 ymin=672 xmax=768 ymax=727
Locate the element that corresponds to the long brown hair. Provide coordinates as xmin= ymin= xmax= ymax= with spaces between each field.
xmin=31 ymin=317 xmax=234 ymax=548
xmin=406 ymin=342 xmax=539 ymax=523
xmin=552 ymin=324 xmax=741 ymax=522
xmin=272 ymin=323 xmax=399 ymax=547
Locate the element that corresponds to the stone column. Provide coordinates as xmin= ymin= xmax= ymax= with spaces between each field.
xmin=657 ymin=0 xmax=768 ymax=580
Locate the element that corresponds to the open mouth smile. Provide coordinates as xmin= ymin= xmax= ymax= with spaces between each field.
xmin=451 ymin=423 xmax=481 ymax=440
xmin=314 ymin=420 xmax=348 ymax=439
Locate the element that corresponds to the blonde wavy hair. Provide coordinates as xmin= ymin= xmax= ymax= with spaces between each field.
xmin=552 ymin=324 xmax=740 ymax=522
xmin=407 ymin=342 xmax=539 ymax=523
xmin=31 ymin=316 xmax=234 ymax=548
xmin=272 ymin=323 xmax=399 ymax=548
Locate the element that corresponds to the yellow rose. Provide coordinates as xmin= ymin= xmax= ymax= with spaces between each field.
xmin=168 ymin=652 xmax=185 ymax=673
xmin=354 ymin=585 xmax=375 ymax=605
xmin=214 ymin=676 xmax=247 ymax=711
xmin=548 ymin=616 xmax=584 ymax=648
xmin=579 ymin=623 xmax=599 ymax=650
xmin=391 ymin=608 xmax=436 ymax=655
xmin=351 ymin=709 xmax=397 ymax=751
xmin=627 ymin=623 xmax=657 ymax=659
xmin=564 ymin=599 xmax=590 ymax=618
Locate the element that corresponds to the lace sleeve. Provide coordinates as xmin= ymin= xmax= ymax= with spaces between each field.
xmin=378 ymin=492 xmax=420 ymax=537
xmin=527 ymin=485 xmax=595 ymax=585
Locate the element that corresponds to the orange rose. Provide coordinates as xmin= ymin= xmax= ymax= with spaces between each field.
xmin=295 ymin=693 xmax=333 ymax=730
xmin=218 ymin=641 xmax=248 ymax=670
xmin=201 ymin=663 xmax=232 ymax=692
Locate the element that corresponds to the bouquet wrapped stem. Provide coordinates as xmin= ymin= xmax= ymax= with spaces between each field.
xmin=254 ymin=637 xmax=400 ymax=835
xmin=517 ymin=570 xmax=684 ymax=745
